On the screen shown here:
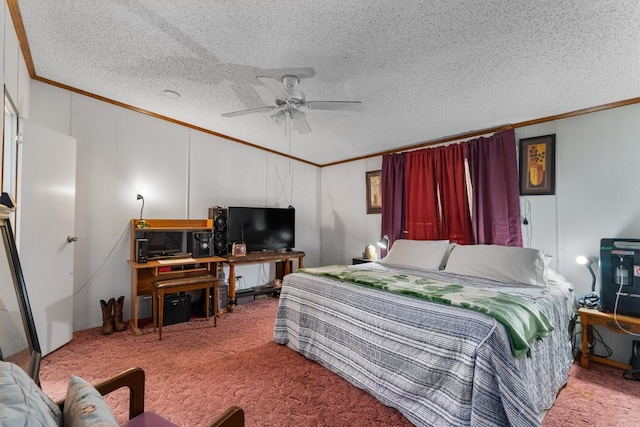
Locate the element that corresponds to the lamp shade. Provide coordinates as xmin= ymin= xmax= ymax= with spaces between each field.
xmin=576 ymin=255 xmax=592 ymax=266
xmin=377 ymin=235 xmax=389 ymax=249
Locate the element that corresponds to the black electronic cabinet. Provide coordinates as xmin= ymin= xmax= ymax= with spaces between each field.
xmin=600 ymin=238 xmax=640 ymax=317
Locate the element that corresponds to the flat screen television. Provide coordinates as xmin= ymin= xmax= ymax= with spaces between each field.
xmin=141 ymin=231 xmax=184 ymax=256
xmin=227 ymin=206 xmax=295 ymax=253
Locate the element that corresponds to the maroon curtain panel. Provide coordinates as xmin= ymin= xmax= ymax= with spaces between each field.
xmin=435 ymin=143 xmax=474 ymax=244
xmin=467 ymin=129 xmax=523 ymax=246
xmin=405 ymin=148 xmax=442 ymax=240
xmin=381 ymin=153 xmax=406 ymax=254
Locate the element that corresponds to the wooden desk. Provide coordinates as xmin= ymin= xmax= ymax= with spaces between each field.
xmin=223 ymin=250 xmax=305 ymax=311
xmin=128 ymin=218 xmax=221 ymax=334
xmin=578 ymin=307 xmax=640 ymax=369
xmin=128 ymin=256 xmax=224 ymax=334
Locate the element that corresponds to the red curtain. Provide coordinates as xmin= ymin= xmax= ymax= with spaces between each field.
xmin=405 ymin=149 xmax=442 ymax=240
xmin=435 ymin=144 xmax=473 ymax=244
xmin=381 ymin=131 xmax=519 ymax=247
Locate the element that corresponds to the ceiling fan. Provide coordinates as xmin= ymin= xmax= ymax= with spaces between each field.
xmin=222 ymin=75 xmax=364 ymax=134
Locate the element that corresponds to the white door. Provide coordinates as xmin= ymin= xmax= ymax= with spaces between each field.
xmin=17 ymin=119 xmax=76 ymax=356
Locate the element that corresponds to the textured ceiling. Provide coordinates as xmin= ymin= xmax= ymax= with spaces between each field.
xmin=14 ymin=0 xmax=640 ymax=166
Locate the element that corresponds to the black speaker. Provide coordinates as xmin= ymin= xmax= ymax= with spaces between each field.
xmin=192 ymin=232 xmax=214 ymax=258
xmin=209 ymin=206 xmax=227 ymax=255
xmin=135 ymin=238 xmax=148 ymax=263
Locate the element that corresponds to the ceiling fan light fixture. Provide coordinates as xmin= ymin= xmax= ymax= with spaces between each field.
xmin=290 ymin=109 xmax=305 ymax=124
xmin=291 ymin=109 xmax=311 ymax=134
xmin=271 ymin=110 xmax=286 ymax=125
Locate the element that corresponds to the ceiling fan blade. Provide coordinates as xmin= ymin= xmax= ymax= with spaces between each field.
xmin=306 ymin=101 xmax=364 ymax=112
xmin=221 ymin=106 xmax=278 ymax=117
xmin=256 ymin=76 xmax=290 ymax=100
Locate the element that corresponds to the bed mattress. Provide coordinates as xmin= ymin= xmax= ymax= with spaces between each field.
xmin=273 ymin=263 xmax=575 ymax=427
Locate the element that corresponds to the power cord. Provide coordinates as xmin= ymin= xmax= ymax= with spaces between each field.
xmin=586 ymin=323 xmax=613 ymax=359
xmin=623 ymin=340 xmax=640 ymax=381
xmin=569 ymin=315 xmax=581 ymax=360
xmin=613 ymin=281 xmax=640 ymax=337
xmin=520 ymin=197 xmax=532 ymax=247
xmin=74 ymin=225 xmax=129 ymax=296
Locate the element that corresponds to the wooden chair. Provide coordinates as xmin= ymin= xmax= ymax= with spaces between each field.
xmin=56 ymin=367 xmax=244 ymax=427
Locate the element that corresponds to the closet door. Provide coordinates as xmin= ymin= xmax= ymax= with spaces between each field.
xmin=17 ymin=119 xmax=76 ymax=356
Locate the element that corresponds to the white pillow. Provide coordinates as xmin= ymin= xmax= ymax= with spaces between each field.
xmin=0 ymin=361 xmax=62 ymax=427
xmin=443 ymin=244 xmax=550 ymax=286
xmin=378 ymin=239 xmax=450 ymax=270
xmin=63 ymin=375 xmax=118 ymax=427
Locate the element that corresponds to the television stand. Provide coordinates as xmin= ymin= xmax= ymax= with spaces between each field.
xmin=222 ymin=250 xmax=305 ymax=311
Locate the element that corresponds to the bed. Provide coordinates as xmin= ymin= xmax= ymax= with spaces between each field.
xmin=273 ymin=241 xmax=577 ymax=427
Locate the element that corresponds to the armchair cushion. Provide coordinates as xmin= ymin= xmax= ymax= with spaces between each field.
xmin=63 ymin=375 xmax=118 ymax=427
xmin=0 ymin=361 xmax=62 ymax=426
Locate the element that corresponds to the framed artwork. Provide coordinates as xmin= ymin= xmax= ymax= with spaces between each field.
xmin=519 ymin=134 xmax=556 ymax=195
xmin=366 ymin=170 xmax=382 ymax=214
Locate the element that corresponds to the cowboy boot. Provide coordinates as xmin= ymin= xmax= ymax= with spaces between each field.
xmin=113 ymin=296 xmax=126 ymax=332
xmin=100 ymin=298 xmax=115 ymax=335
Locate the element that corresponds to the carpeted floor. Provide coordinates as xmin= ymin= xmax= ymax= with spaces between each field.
xmin=38 ymin=297 xmax=640 ymax=426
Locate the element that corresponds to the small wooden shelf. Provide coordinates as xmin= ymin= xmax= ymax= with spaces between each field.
xmin=131 ymin=218 xmax=213 ymax=231
xmin=578 ymin=307 xmax=640 ymax=370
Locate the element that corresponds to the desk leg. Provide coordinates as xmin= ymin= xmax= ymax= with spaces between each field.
xmin=580 ymin=313 xmax=591 ymax=369
xmin=158 ymin=291 xmax=165 ymax=341
xmin=152 ymin=289 xmax=157 ymax=332
xmin=130 ymin=270 xmax=141 ymax=335
xmin=204 ymin=287 xmax=210 ymax=321
xmin=213 ymin=280 xmax=218 ymax=327
xmin=298 ymin=256 xmax=303 ymax=269
xmin=228 ymin=264 xmax=236 ymax=312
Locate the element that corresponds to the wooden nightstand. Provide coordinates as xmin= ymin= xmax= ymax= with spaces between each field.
xmin=578 ymin=307 xmax=640 ymax=370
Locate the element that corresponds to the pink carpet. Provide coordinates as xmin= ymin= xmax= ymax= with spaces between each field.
xmin=37 ymin=297 xmax=640 ymax=426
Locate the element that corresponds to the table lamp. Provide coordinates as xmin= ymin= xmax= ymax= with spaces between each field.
xmin=135 ymin=193 xmax=150 ymax=229
xmin=576 ymin=255 xmax=599 ymax=308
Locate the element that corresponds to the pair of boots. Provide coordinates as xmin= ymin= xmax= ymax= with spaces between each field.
xmin=100 ymin=296 xmax=126 ymax=335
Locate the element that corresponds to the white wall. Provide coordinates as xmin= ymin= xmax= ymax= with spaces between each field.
xmin=320 ymin=104 xmax=640 ymax=363
xmin=320 ymin=156 xmax=382 ymax=265
xmin=26 ymin=81 xmax=321 ymax=331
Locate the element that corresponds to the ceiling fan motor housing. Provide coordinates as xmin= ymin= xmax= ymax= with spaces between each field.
xmin=276 ymin=88 xmax=305 ymax=106
xmin=282 ymin=75 xmax=300 ymax=89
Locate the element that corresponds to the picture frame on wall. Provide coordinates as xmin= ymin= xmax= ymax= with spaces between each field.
xmin=519 ymin=134 xmax=556 ymax=195
xmin=366 ymin=170 xmax=382 ymax=214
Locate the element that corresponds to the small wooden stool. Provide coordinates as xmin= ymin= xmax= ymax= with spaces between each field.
xmin=152 ymin=274 xmax=218 ymax=340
